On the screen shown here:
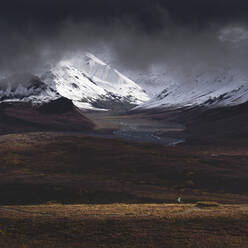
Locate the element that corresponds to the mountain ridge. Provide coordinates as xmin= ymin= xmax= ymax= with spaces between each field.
xmin=136 ymin=70 xmax=248 ymax=110
xmin=0 ymin=53 xmax=149 ymax=111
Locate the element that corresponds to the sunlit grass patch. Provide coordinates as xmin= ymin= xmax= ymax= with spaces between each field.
xmin=196 ymin=201 xmax=220 ymax=208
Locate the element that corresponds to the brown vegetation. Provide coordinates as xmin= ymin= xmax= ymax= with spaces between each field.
xmin=0 ymin=132 xmax=248 ymax=205
xmin=0 ymin=131 xmax=247 ymax=247
xmin=0 ymin=203 xmax=247 ymax=248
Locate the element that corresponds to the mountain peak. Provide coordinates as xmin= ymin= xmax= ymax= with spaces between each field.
xmin=0 ymin=53 xmax=149 ymax=111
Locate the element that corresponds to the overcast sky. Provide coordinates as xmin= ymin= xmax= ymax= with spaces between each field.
xmin=1 ymin=0 xmax=248 ymax=86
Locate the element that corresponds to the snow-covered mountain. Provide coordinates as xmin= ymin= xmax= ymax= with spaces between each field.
xmin=3 ymin=54 xmax=248 ymax=112
xmin=0 ymin=53 xmax=149 ymax=111
xmin=137 ymin=70 xmax=248 ymax=110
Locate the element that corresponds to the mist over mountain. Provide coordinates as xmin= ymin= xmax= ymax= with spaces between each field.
xmin=1 ymin=0 xmax=248 ymax=105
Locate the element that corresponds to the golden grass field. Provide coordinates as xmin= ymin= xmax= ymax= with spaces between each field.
xmin=0 ymin=203 xmax=248 ymax=248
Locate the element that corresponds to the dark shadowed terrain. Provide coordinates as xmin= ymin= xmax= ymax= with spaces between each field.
xmin=0 ymin=103 xmax=248 ymax=247
xmin=0 ymin=99 xmax=95 ymax=134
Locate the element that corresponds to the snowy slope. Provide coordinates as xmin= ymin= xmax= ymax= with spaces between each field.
xmin=41 ymin=60 xmax=108 ymax=107
xmin=41 ymin=54 xmax=149 ymax=110
xmin=76 ymin=53 xmax=149 ymax=104
xmin=137 ymin=70 xmax=248 ymax=110
xmin=0 ymin=53 xmax=149 ymax=111
xmin=0 ymin=73 xmax=58 ymax=104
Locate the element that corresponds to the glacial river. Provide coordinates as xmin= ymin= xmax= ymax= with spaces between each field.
xmin=84 ymin=112 xmax=185 ymax=146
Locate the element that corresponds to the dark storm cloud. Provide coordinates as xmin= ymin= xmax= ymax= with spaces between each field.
xmin=1 ymin=0 xmax=248 ymax=76
xmin=2 ymin=0 xmax=248 ymax=28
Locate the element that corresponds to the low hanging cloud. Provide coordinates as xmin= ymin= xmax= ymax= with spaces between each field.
xmin=219 ymin=26 xmax=248 ymax=43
